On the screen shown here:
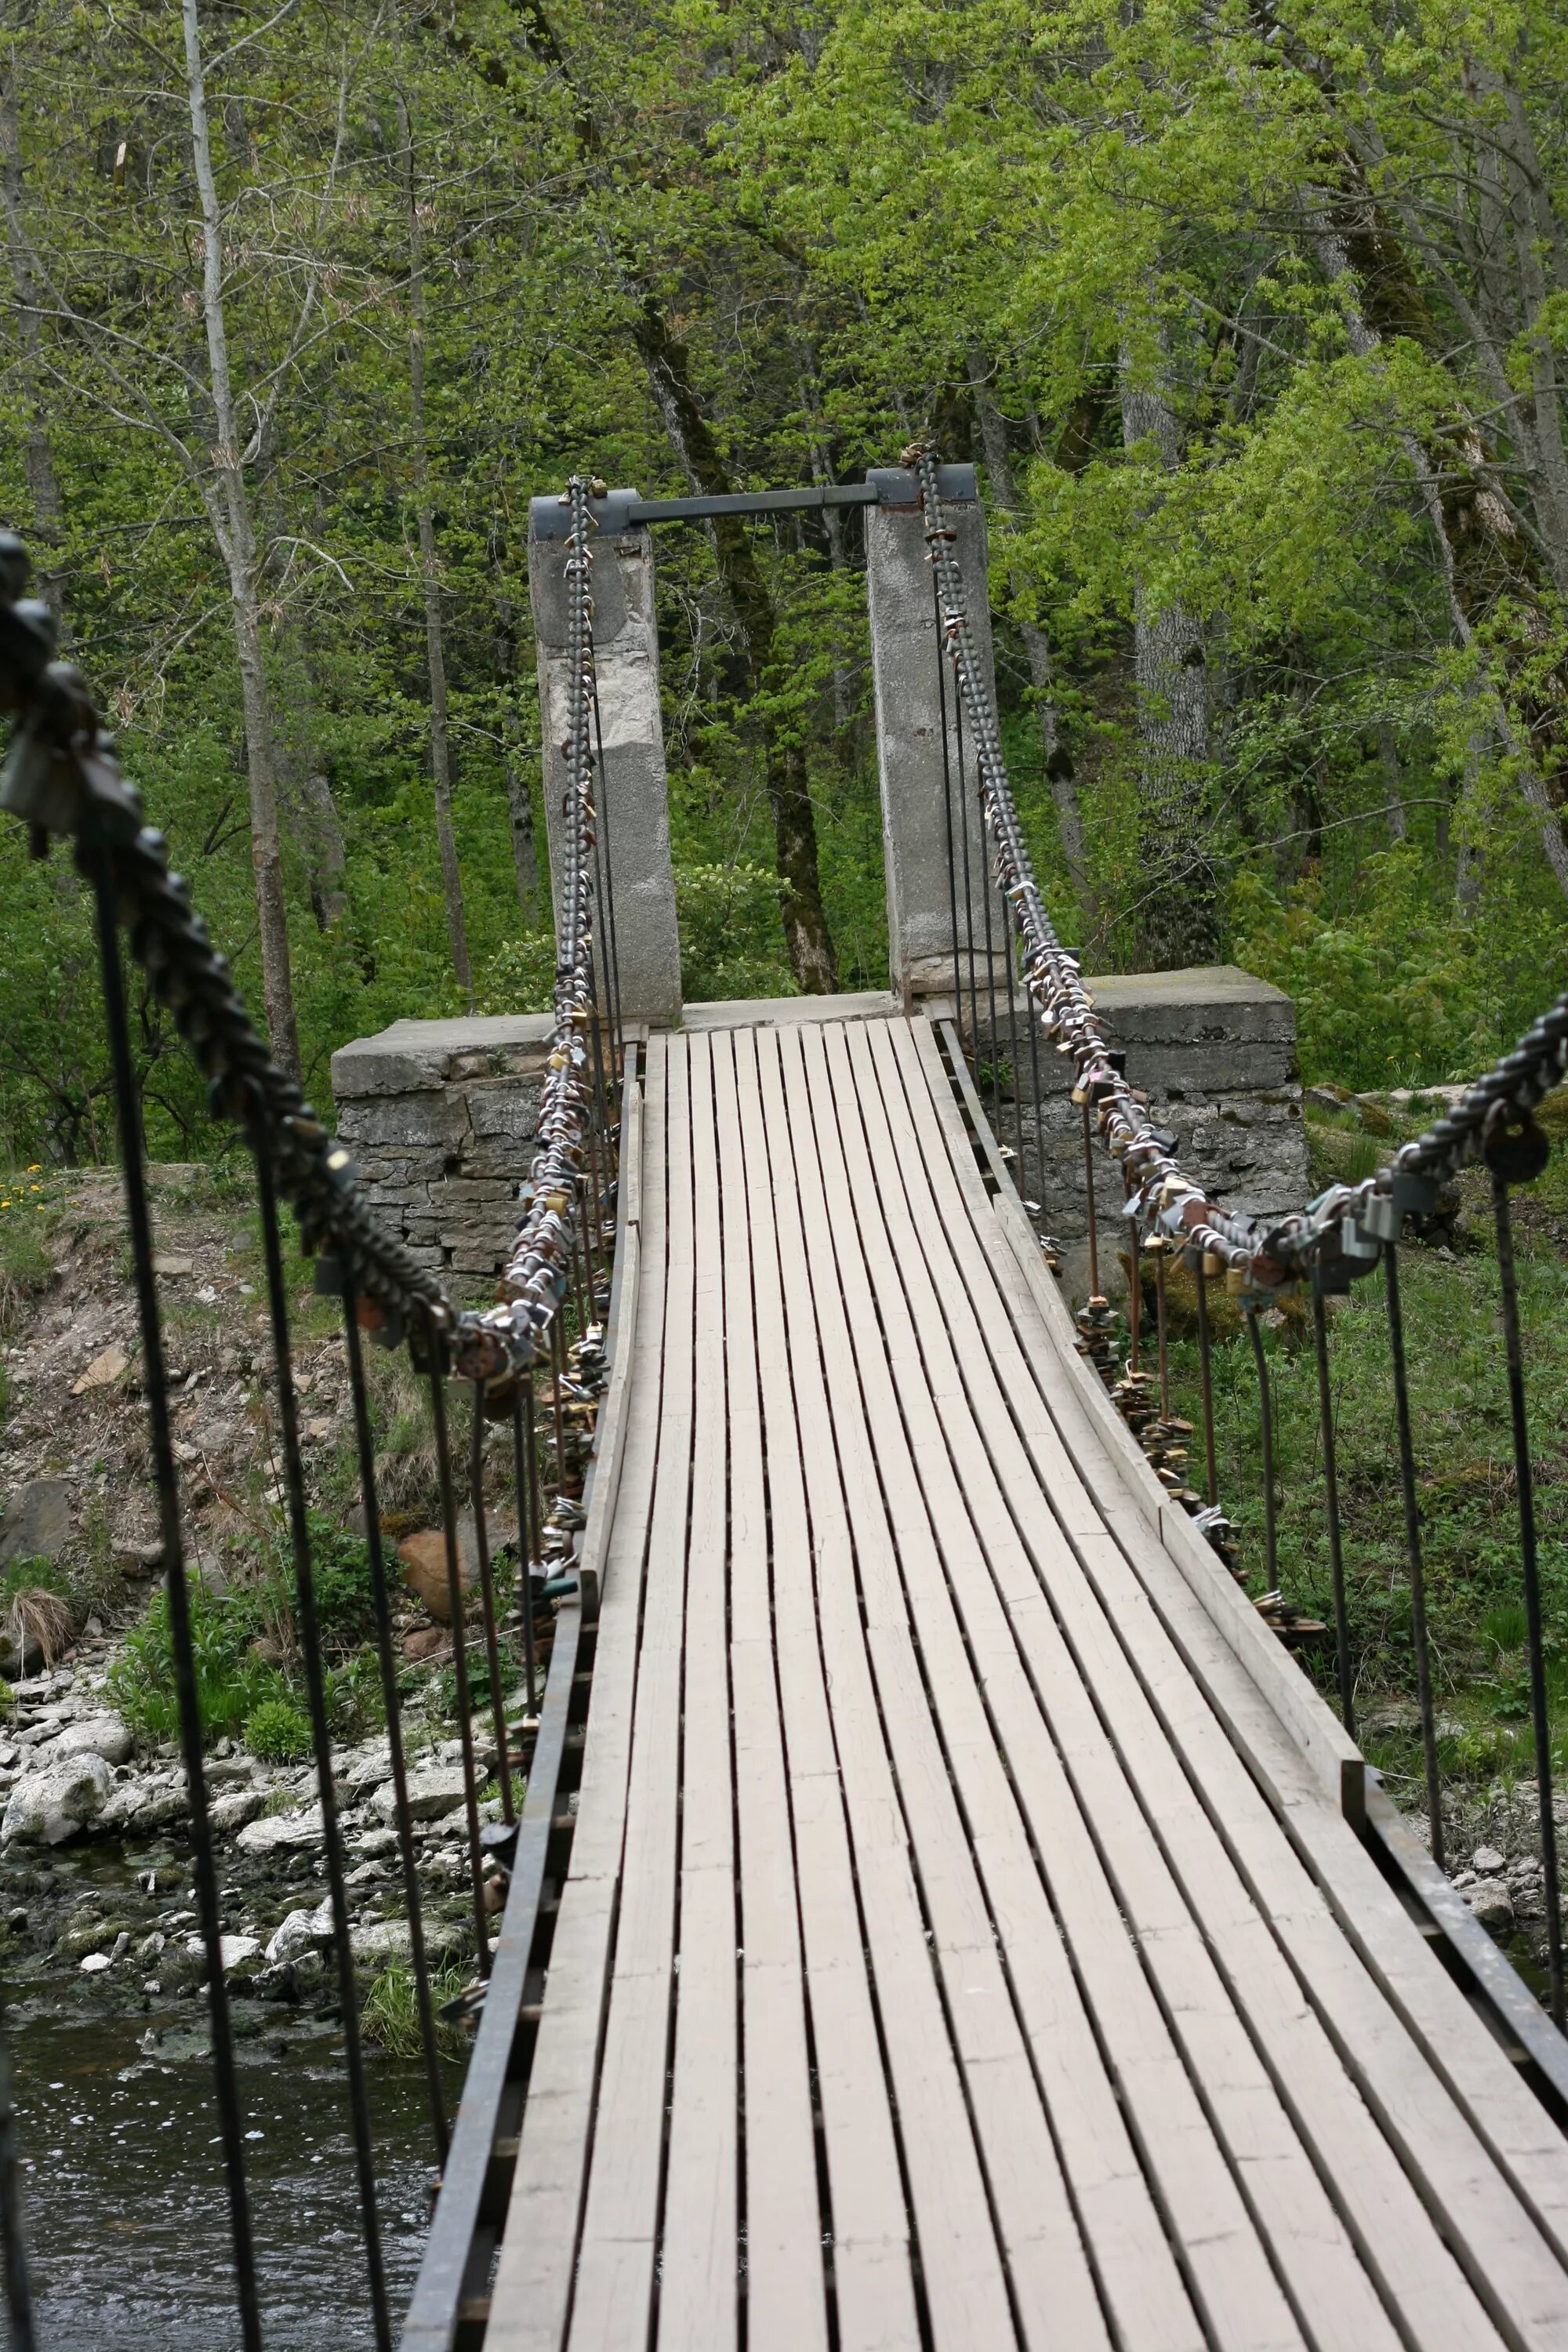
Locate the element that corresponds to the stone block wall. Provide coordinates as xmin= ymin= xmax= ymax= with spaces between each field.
xmin=330 ymin=1014 xmax=552 ymax=1285
xmin=969 ymin=964 xmax=1308 ymax=1296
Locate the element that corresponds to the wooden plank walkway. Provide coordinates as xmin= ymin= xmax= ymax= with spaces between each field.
xmin=487 ymin=1012 xmax=1568 ymax=2352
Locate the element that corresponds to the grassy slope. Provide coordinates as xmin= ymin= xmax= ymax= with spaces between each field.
xmin=1158 ymin=1109 xmax=1568 ymax=1824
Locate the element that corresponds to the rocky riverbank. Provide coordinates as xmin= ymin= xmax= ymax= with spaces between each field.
xmin=0 ymin=1163 xmax=539 ymax=2017
xmin=0 ymin=1655 xmax=522 ymax=2014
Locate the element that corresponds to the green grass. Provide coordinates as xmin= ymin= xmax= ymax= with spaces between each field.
xmin=1154 ymin=1127 xmax=1568 ymax=1817
xmin=360 ymin=1958 xmax=470 ymax=2060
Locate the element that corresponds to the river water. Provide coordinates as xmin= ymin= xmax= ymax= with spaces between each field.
xmin=9 ymin=1990 xmax=460 ymax=2348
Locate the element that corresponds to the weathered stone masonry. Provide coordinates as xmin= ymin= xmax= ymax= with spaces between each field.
xmin=329 ymin=1014 xmax=551 ymax=1285
xmin=973 ymin=962 xmax=1308 ymax=1297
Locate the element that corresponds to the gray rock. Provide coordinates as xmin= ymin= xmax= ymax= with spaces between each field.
xmin=264 ymin=1899 xmax=333 ymax=1965
xmin=208 ymin=1788 xmax=266 ymax=1835
xmin=2 ymin=1751 xmax=114 ymax=1845
xmin=236 ymin=1805 xmax=323 ymax=1857
xmin=100 ymin=1773 xmax=189 ymax=1835
xmin=351 ymin=1915 xmax=468 ymax=1966
xmin=220 ymin=1934 xmax=263 ymax=1983
xmin=1465 ymin=1883 xmax=1515 ymax=1934
xmin=53 ymin=1715 xmax=133 ymax=1767
xmin=0 ymin=1479 xmax=71 ymax=1566
xmin=1472 ymin=1845 xmax=1506 ymax=1875
xmin=373 ymin=1765 xmax=468 ymax=1824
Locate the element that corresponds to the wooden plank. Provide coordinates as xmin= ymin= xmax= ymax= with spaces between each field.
xmin=488 ymin=1036 xmax=670 ymax=2352
xmin=733 ymin=1028 xmax=922 ymax=2352
xmin=566 ymin=1036 xmax=695 ymax=2351
xmin=811 ymin=1022 xmax=1294 ymax=2352
xmin=884 ymin=1018 xmax=1565 ymax=2352
xmin=768 ymin=1023 xmax=1048 ymax=2352
xmin=710 ymin=1028 xmax=831 ymax=2352
xmin=657 ymin=1034 xmax=739 ymax=2350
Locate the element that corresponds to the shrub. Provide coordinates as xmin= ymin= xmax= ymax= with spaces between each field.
xmin=244 ymin=1697 xmax=313 ymax=1763
xmin=257 ymin=1513 xmax=377 ymax=1650
xmin=360 ymin=1958 xmax=469 ymax=2059
xmin=109 ymin=1584 xmax=281 ymax=1745
xmin=477 ymin=934 xmax=557 ymax=1015
xmin=673 ymin=862 xmax=796 ymax=1003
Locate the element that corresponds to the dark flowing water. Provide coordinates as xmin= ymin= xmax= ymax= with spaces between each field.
xmin=10 ymin=1992 xmax=459 ymax=2349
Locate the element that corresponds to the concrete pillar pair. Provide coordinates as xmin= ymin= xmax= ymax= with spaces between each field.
xmin=526 ymin=468 xmax=1004 ymax=1025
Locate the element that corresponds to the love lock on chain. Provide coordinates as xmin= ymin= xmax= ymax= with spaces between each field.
xmin=1483 ymin=1102 xmax=1552 ymax=1185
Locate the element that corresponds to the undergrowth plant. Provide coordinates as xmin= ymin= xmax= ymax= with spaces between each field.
xmin=360 ymin=1958 xmax=469 ymax=2060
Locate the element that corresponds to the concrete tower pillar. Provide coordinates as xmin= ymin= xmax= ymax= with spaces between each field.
xmin=865 ymin=463 xmax=1006 ymax=1010
xmin=528 ymin=491 xmax=682 ymax=1026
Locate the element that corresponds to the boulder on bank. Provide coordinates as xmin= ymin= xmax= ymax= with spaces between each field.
xmin=265 ymin=1898 xmax=333 ymax=1965
xmin=3 ymin=1751 xmax=114 ymax=1845
xmin=373 ymin=1764 xmax=467 ymax=1824
xmin=53 ymin=1715 xmax=134 ymax=1767
xmin=237 ymin=1803 xmax=323 ymax=1857
xmin=100 ymin=1772 xmax=190 ymax=1835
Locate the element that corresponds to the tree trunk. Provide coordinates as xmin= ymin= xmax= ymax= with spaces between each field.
xmin=182 ymin=0 xmax=299 ymax=1077
xmin=1376 ymin=720 xmax=1408 ymax=840
xmin=299 ymin=772 xmax=347 ymax=930
xmin=490 ymin=536 xmax=542 ymax=927
xmin=396 ymin=93 xmax=472 ymax=1002
xmin=1119 ymin=357 xmax=1219 ymax=968
xmin=633 ymin=298 xmax=837 ymax=992
xmin=1454 ymin=713 xmax=1487 ymax=915
xmin=971 ymin=365 xmax=1094 ymax=922
xmin=0 ymin=58 xmax=64 ymax=617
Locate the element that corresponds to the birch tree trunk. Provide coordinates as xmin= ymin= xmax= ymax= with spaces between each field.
xmin=182 ymin=0 xmax=299 ymax=1078
xmin=396 ymin=95 xmax=471 ymax=1002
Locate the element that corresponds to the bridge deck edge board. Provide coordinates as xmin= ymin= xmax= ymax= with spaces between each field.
xmin=485 ymin=1039 xmax=670 ymax=2352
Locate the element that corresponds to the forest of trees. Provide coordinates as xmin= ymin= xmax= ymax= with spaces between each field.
xmin=4 ymin=0 xmax=1568 ymax=1166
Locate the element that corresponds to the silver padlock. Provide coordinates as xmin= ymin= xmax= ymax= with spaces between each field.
xmin=1358 ymin=1192 xmax=1401 ymax=1243
xmin=1339 ymin=1214 xmax=1382 ymax=1261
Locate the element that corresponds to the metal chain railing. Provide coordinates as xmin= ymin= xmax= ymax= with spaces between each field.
xmin=916 ymin=443 xmax=1568 ymax=2022
xmin=0 ymin=482 xmax=622 ymax=2342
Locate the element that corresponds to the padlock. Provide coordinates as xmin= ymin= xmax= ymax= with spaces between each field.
xmin=1389 ymin=1169 xmax=1440 ymax=1214
xmin=1484 ymin=1106 xmax=1552 ymax=1185
xmin=1357 ymin=1192 xmax=1401 ymax=1243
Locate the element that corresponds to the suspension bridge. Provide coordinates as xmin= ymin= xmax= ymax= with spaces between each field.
xmin=4 ymin=453 xmax=1568 ymax=2352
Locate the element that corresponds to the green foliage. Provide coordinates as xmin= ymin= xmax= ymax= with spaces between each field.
xmin=1162 ymin=1210 xmax=1568 ymax=1804
xmin=673 ymin=862 xmax=796 ymax=1003
xmin=326 ymin=1648 xmax=388 ymax=1742
xmin=0 ymin=1555 xmax=69 ymax=1607
xmin=243 ymin=1697 xmax=313 ymax=1764
xmin=260 ymin=1515 xmax=378 ymax=1651
xmin=109 ymin=1585 xmax=281 ymax=1747
xmin=1231 ymin=852 xmax=1568 ymax=1091
xmin=2 ymin=0 xmax=1568 ymax=1176
xmin=478 ymin=935 xmax=558 ymax=1016
xmin=360 ymin=1958 xmax=470 ymax=2060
